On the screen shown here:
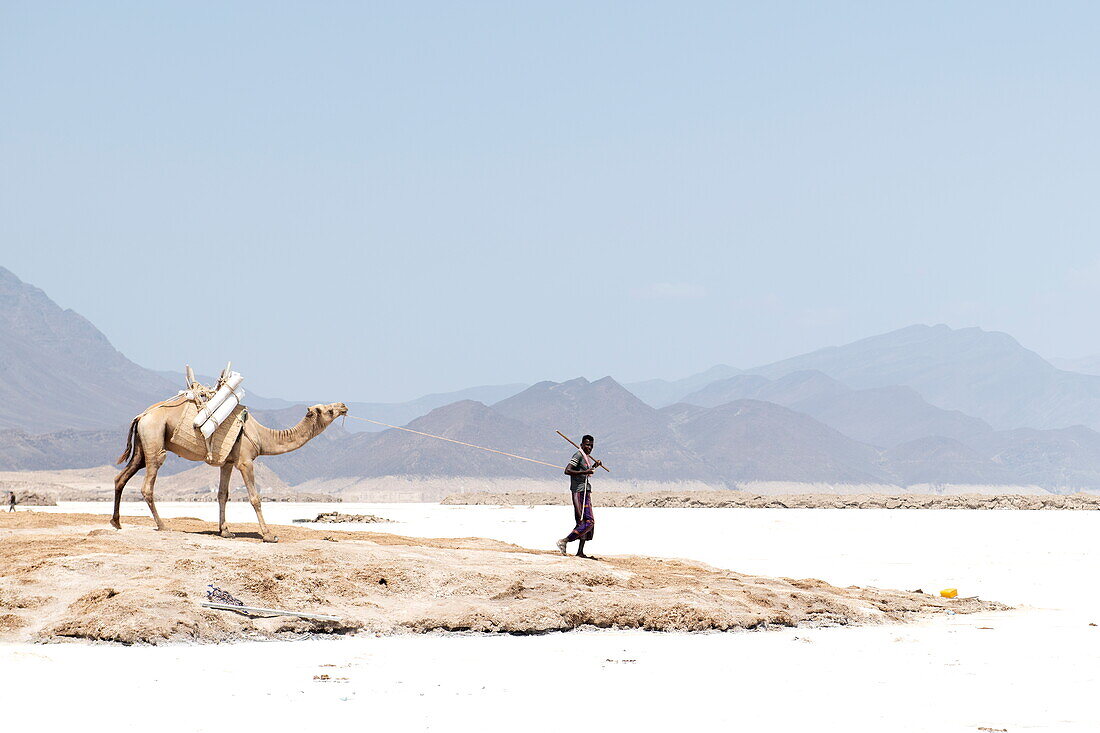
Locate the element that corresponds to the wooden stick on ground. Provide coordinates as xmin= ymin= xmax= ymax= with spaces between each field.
xmin=201 ymin=602 xmax=341 ymax=622
xmin=556 ymin=430 xmax=610 ymax=472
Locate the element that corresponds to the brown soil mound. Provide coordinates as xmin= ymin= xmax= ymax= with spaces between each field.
xmin=442 ymin=491 xmax=1100 ymax=510
xmin=0 ymin=511 xmax=1006 ymax=645
xmin=294 ymin=512 xmax=389 ymax=524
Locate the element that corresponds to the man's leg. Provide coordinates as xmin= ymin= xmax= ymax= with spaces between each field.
xmin=557 ymin=490 xmax=585 ymax=554
xmin=575 ymin=490 xmax=595 ymax=558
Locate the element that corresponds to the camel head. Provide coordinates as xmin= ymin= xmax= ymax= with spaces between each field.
xmin=308 ymin=402 xmax=349 ymax=429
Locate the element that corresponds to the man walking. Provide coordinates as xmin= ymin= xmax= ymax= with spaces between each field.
xmin=556 ymin=434 xmax=601 ymax=558
xmin=8 ymin=491 xmax=15 ymax=512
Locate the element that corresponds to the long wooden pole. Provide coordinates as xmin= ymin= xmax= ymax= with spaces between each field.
xmin=556 ymin=430 xmax=610 ymax=472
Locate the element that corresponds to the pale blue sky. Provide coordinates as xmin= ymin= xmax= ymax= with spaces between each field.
xmin=3 ymin=2 xmax=1099 ymax=401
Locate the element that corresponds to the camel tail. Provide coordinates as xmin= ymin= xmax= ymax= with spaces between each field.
xmin=117 ymin=416 xmax=140 ymax=465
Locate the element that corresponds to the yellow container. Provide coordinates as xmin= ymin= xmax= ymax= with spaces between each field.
xmin=940 ymin=588 xmax=958 ymax=599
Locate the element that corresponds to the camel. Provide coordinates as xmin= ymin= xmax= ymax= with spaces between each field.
xmin=112 ymin=399 xmax=348 ymax=542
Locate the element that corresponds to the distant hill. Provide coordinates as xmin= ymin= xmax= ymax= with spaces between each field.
xmin=882 ymin=436 xmax=1018 ymax=486
xmin=207 ymin=383 xmax=896 ymax=486
xmin=0 ymin=427 xmax=120 ymax=471
xmin=682 ymin=370 xmax=994 ymax=448
xmin=667 ymin=399 xmax=887 ymax=483
xmin=798 ymin=385 xmax=995 ymax=449
xmin=492 ymin=377 xmax=720 ymax=481
xmin=751 ymin=324 xmax=1100 ymax=431
xmin=625 ymin=364 xmax=742 ymax=408
xmin=0 ymin=266 xmax=179 ymax=433
xmin=342 ymin=383 xmax=528 ymax=433
xmin=294 ymin=377 xmax=1047 ymax=489
xmin=968 ymin=426 xmax=1100 ymax=489
xmin=309 ymin=378 xmax=721 ymax=483
xmin=1049 ymin=355 xmax=1100 ymax=377
xmin=320 ymin=400 xmax=555 ymax=481
xmin=683 ymin=371 xmax=847 ymax=409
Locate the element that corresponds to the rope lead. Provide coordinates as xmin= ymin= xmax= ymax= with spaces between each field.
xmin=343 ymin=415 xmax=561 ymax=469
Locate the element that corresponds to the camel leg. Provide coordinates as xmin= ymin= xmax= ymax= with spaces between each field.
xmin=141 ymin=448 xmax=168 ymax=531
xmin=238 ymin=460 xmax=277 ymax=543
xmin=111 ymin=447 xmax=145 ymax=530
xmin=217 ymin=463 xmax=235 ymax=538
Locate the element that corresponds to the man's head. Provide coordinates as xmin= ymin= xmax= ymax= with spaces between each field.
xmin=581 ymin=435 xmax=594 ymax=454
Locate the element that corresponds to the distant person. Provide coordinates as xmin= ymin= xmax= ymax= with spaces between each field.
xmin=556 ymin=434 xmax=600 ymax=559
xmin=8 ymin=491 xmax=15 ymax=512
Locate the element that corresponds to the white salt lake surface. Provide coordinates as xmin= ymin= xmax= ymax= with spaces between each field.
xmin=5 ymin=501 xmax=1100 ymax=732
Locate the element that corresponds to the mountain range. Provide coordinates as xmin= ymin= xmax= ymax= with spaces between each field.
xmin=5 ymin=264 xmax=1100 ymax=492
xmin=751 ymin=324 xmax=1100 ymax=431
xmin=680 ymin=370 xmax=994 ymax=448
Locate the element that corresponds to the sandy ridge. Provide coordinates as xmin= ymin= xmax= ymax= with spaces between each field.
xmin=0 ymin=511 xmax=1005 ymax=645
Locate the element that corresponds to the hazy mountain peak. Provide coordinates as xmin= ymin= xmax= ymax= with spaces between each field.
xmin=681 ymin=369 xmax=848 ymax=409
xmin=772 ymin=369 xmax=849 ymax=390
xmin=750 ymin=323 xmax=1100 ymax=430
xmin=0 ymin=266 xmax=177 ymax=432
xmin=0 ymin=265 xmax=24 ymax=286
xmin=625 ymin=364 xmax=742 ymax=408
xmin=408 ymin=399 xmax=495 ymax=428
xmin=0 ymin=267 xmax=103 ymax=345
xmin=672 ymin=398 xmax=888 ymax=483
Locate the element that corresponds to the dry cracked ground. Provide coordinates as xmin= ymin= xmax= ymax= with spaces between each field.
xmin=0 ymin=511 xmax=1007 ymax=644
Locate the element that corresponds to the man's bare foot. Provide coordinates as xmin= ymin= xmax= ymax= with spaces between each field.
xmin=576 ymin=552 xmax=599 ymax=560
xmin=556 ymin=538 xmax=568 ymax=555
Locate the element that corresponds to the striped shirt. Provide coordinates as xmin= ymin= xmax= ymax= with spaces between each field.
xmin=567 ymin=450 xmax=594 ymax=492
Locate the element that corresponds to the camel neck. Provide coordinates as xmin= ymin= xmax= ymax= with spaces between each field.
xmin=251 ymin=414 xmax=322 ymax=455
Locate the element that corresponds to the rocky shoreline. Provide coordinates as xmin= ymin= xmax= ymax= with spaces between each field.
xmin=0 ymin=482 xmax=58 ymax=506
xmin=442 ymin=491 xmax=1100 ymax=510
